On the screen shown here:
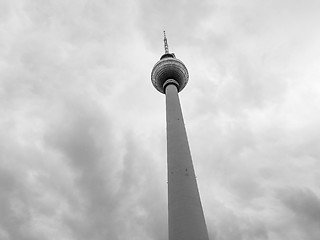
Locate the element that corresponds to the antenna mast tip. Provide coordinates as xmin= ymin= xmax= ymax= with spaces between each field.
xmin=163 ymin=31 xmax=169 ymax=54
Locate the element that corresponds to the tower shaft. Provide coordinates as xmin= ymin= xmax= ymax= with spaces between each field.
xmin=166 ymin=84 xmax=209 ymax=240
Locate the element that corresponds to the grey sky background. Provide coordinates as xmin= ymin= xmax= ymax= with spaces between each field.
xmin=1 ymin=0 xmax=320 ymax=239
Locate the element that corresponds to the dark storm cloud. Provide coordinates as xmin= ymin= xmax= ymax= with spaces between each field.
xmin=45 ymin=99 xmax=119 ymax=240
xmin=278 ymin=188 xmax=320 ymax=239
xmin=0 ymin=168 xmax=33 ymax=240
xmin=42 ymin=97 xmax=167 ymax=240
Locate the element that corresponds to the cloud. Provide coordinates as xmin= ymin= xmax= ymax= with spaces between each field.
xmin=137 ymin=0 xmax=215 ymax=51
xmin=275 ymin=188 xmax=320 ymax=240
xmin=280 ymin=188 xmax=320 ymax=224
xmin=1 ymin=83 xmax=166 ymax=240
xmin=0 ymin=167 xmax=32 ymax=240
xmin=1 ymin=0 xmax=320 ymax=239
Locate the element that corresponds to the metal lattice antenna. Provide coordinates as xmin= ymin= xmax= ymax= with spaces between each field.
xmin=163 ymin=31 xmax=169 ymax=54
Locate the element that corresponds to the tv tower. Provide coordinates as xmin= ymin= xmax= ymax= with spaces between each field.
xmin=151 ymin=32 xmax=209 ymax=240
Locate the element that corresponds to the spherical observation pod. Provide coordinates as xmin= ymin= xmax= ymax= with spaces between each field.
xmin=151 ymin=54 xmax=189 ymax=94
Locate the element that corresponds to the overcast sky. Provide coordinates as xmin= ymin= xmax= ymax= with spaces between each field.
xmin=1 ymin=0 xmax=320 ymax=239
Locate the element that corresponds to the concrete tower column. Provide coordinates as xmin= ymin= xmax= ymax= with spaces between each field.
xmin=165 ymin=83 xmax=209 ymax=240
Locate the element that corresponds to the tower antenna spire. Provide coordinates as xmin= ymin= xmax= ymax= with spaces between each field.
xmin=163 ymin=30 xmax=169 ymax=54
